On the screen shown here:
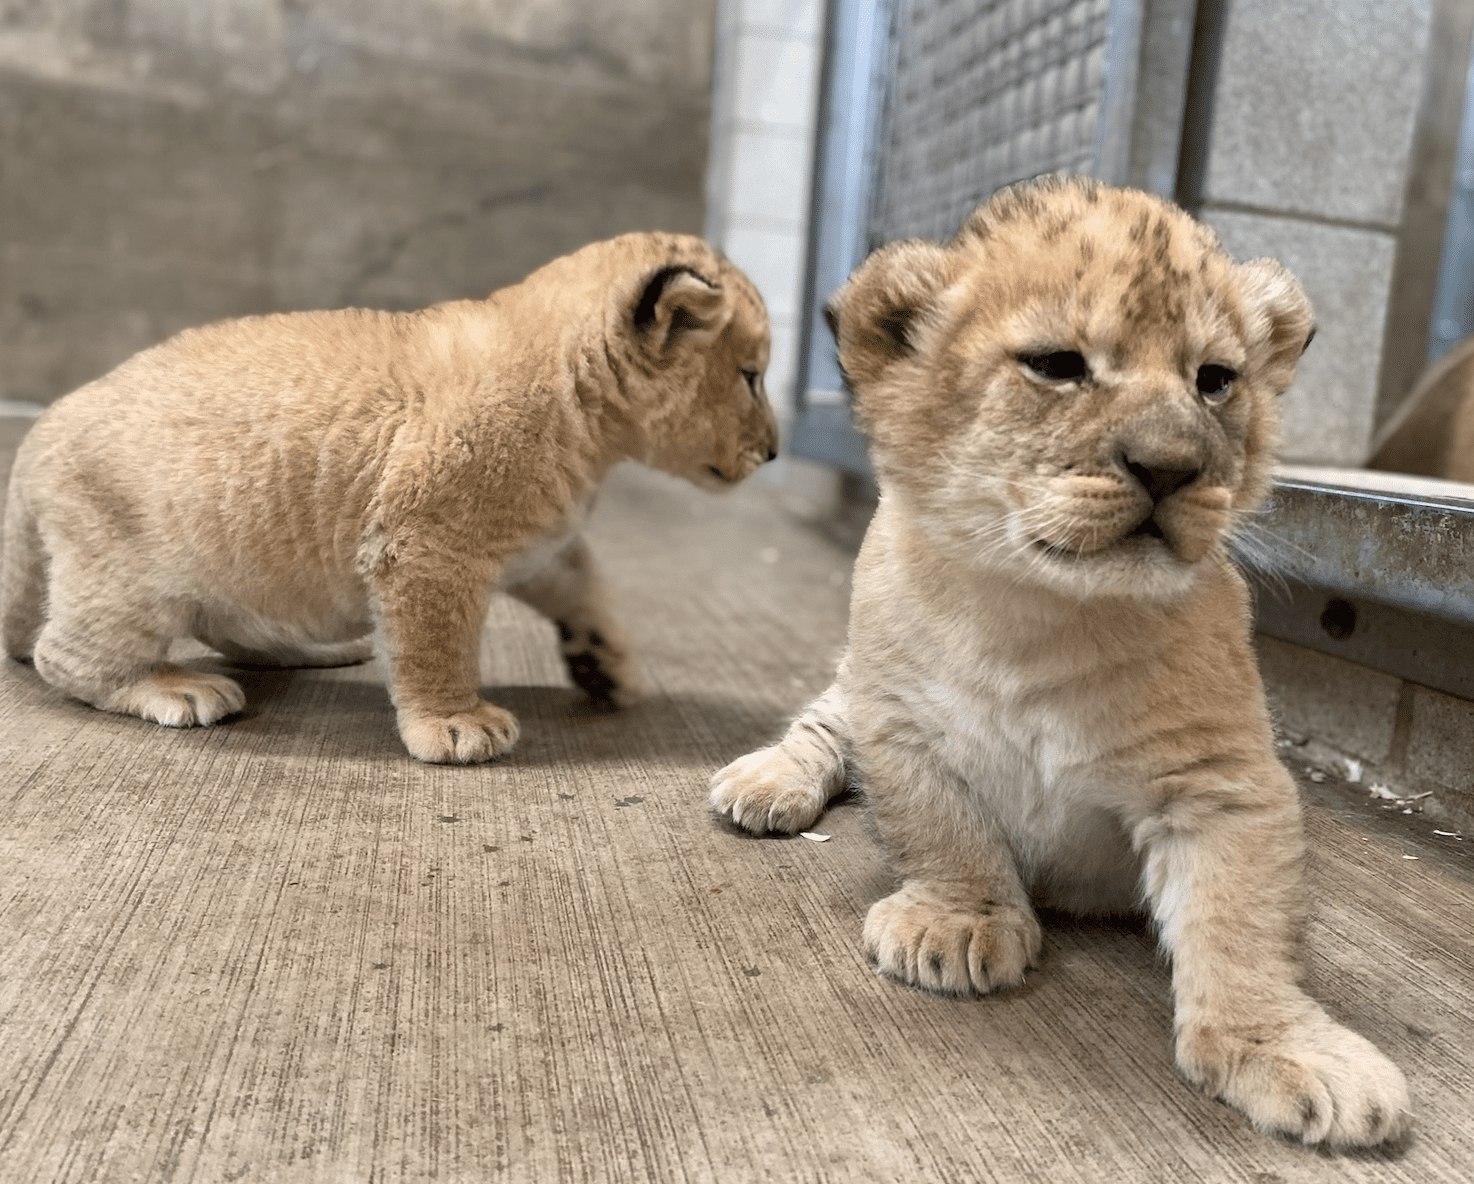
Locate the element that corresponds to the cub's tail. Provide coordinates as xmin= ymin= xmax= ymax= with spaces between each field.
xmin=1 ymin=485 xmax=46 ymax=662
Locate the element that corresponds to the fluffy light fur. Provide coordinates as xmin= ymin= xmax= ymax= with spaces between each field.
xmin=2 ymin=232 xmax=776 ymax=763
xmin=710 ymin=177 xmax=1409 ymax=1146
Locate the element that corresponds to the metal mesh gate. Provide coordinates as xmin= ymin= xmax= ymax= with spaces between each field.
xmin=869 ymin=0 xmax=1113 ymax=247
xmin=792 ymin=0 xmax=1197 ymax=473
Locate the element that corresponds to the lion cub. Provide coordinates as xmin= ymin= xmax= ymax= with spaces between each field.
xmin=711 ymin=177 xmax=1409 ymax=1145
xmin=2 ymin=233 xmax=776 ymax=763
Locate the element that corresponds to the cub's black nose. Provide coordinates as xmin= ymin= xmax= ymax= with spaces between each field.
xmin=1123 ymin=457 xmax=1199 ymax=502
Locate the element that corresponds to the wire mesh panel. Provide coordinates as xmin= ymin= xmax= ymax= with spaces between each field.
xmin=793 ymin=0 xmax=1198 ymax=473
xmin=869 ymin=0 xmax=1113 ymax=247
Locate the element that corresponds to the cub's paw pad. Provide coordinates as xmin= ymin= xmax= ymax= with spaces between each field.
xmin=709 ymin=745 xmax=827 ymax=835
xmin=400 ymin=701 xmax=520 ymax=764
xmin=863 ymin=885 xmax=1043 ymax=995
xmin=1179 ymin=1011 xmax=1411 ymax=1146
xmin=557 ymin=624 xmax=641 ymax=710
xmin=102 ymin=670 xmax=246 ymax=728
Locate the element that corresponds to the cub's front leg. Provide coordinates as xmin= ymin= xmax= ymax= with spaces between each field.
xmin=504 ymin=534 xmax=641 ymax=710
xmin=861 ymin=740 xmax=1043 ymax=996
xmin=710 ymin=680 xmax=850 ymax=834
xmin=1133 ymin=769 xmax=1410 ymax=1146
xmin=371 ymin=560 xmax=518 ymax=764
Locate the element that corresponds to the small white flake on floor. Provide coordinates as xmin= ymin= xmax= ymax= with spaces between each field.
xmin=1308 ymin=770 xmax=1327 ymax=783
xmin=1369 ymin=784 xmax=1399 ymax=800
xmin=800 ymin=832 xmax=831 ymax=843
xmin=1403 ymin=854 xmax=1420 ymax=860
xmin=1343 ymin=758 xmax=1364 ymax=783
xmin=1434 ymin=830 xmax=1464 ymax=839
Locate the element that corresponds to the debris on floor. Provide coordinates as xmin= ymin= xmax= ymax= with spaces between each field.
xmin=1370 ymin=785 xmax=1435 ymax=814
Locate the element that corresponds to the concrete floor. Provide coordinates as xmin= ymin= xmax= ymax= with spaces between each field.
xmin=1 ymin=415 xmax=1472 ymax=1182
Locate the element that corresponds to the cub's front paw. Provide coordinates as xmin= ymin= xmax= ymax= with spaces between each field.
xmin=398 ymin=700 xmax=520 ymax=764
xmin=710 ymin=744 xmax=828 ymax=834
xmin=558 ymin=624 xmax=641 ymax=710
xmin=1178 ymin=1006 xmax=1410 ymax=1146
xmin=100 ymin=669 xmax=246 ymax=727
xmin=863 ymin=883 xmax=1042 ymax=995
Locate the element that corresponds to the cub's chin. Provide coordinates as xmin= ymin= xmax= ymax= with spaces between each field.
xmin=691 ymin=462 xmax=742 ymax=492
xmin=1020 ymin=524 xmax=1221 ymax=602
xmin=683 ymin=455 xmax=769 ymax=492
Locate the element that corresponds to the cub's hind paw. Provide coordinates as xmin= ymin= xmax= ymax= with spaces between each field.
xmin=1179 ymin=1008 xmax=1411 ymax=1146
xmin=398 ymin=700 xmax=519 ymax=764
xmin=558 ymin=623 xmax=641 ymax=710
xmin=710 ymin=744 xmax=829 ymax=834
xmin=863 ymin=883 xmax=1043 ymax=996
xmin=99 ymin=669 xmax=246 ymax=727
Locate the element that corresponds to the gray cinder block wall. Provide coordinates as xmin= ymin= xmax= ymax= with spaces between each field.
xmin=0 ymin=0 xmax=718 ymax=408
xmin=1182 ymin=0 xmax=1436 ymax=465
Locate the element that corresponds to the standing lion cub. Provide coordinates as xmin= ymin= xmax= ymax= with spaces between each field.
xmin=2 ymin=232 xmax=776 ymax=763
xmin=711 ymin=177 xmax=1410 ymax=1145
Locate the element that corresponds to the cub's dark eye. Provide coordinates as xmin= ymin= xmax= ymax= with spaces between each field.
xmin=1018 ymin=350 xmax=1088 ymax=382
xmin=741 ymin=368 xmax=761 ymax=394
xmin=1196 ymin=363 xmax=1236 ymax=401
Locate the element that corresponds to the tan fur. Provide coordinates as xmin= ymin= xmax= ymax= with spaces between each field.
xmin=1371 ymin=331 xmax=1474 ymax=481
xmin=711 ymin=177 xmax=1409 ymax=1146
xmin=2 ymin=232 xmax=776 ymax=762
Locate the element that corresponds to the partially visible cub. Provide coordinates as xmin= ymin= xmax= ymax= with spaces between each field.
xmin=2 ymin=233 xmax=776 ymax=763
xmin=711 ymin=177 xmax=1409 ymax=1146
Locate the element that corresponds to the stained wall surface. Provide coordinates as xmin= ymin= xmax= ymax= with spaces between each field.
xmin=0 ymin=0 xmax=718 ymax=406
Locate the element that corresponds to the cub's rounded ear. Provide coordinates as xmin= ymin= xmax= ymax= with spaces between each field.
xmin=1234 ymin=257 xmax=1315 ymax=394
xmin=827 ymin=239 xmax=955 ymax=389
xmin=632 ymin=265 xmax=728 ymax=351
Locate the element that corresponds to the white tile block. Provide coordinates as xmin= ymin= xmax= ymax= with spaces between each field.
xmin=738 ymin=0 xmax=824 ymax=38
xmin=763 ymin=318 xmax=801 ymax=416
xmin=724 ymin=223 xmax=807 ymax=321
xmin=732 ymin=30 xmax=821 ymax=131
xmin=727 ymin=128 xmax=814 ymax=227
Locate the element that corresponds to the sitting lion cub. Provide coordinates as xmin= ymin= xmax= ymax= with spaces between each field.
xmin=2 ymin=232 xmax=776 ymax=763
xmin=711 ymin=177 xmax=1409 ymax=1145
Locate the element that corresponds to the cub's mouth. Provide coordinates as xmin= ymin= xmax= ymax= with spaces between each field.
xmin=1125 ymin=512 xmax=1166 ymax=541
xmin=1033 ymin=509 xmax=1171 ymax=559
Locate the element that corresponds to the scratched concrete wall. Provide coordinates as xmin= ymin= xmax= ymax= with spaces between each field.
xmin=0 ymin=0 xmax=718 ymax=405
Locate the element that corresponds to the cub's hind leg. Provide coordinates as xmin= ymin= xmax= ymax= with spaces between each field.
xmin=505 ymin=533 xmax=641 ymax=710
xmin=1 ymin=492 xmax=46 ymax=662
xmin=859 ymin=736 xmax=1043 ymax=996
xmin=710 ymin=680 xmax=850 ymax=834
xmin=32 ymin=561 xmax=243 ymax=727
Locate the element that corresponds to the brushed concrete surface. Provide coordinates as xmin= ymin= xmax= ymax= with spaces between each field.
xmin=1 ymin=419 xmax=1472 ymax=1182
